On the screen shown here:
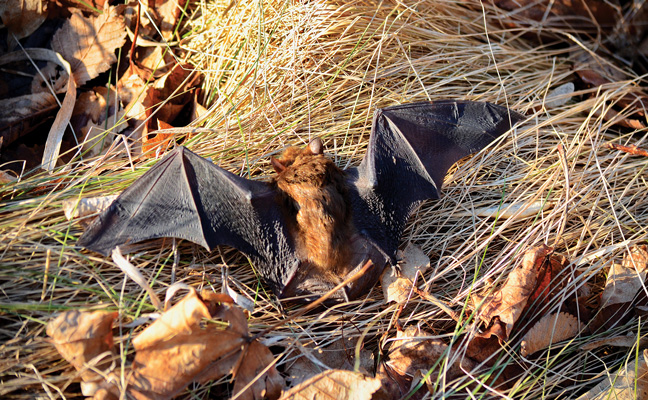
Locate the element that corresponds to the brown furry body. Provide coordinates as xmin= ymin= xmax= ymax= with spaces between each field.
xmin=272 ymin=145 xmax=353 ymax=275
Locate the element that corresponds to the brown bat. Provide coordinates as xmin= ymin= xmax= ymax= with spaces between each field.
xmin=78 ymin=101 xmax=523 ymax=302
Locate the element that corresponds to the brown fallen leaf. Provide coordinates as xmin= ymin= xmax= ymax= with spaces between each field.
xmin=280 ymin=369 xmax=380 ymax=400
xmin=384 ymin=326 xmax=473 ymax=395
xmin=46 ymin=310 xmax=117 ymax=394
xmin=591 ymin=246 xmax=648 ymax=332
xmin=124 ymin=290 xmax=282 ymax=400
xmin=604 ymin=143 xmax=648 ymax=157
xmin=63 ymin=195 xmax=119 ymax=220
xmin=473 ymin=244 xmax=553 ymax=341
xmin=48 ymin=290 xmax=282 ymax=400
xmin=581 ymin=335 xmax=648 ymax=352
xmin=0 ymin=0 xmax=47 ymax=49
xmin=520 ymin=312 xmax=582 ymax=357
xmin=51 ymin=6 xmax=127 ymax=86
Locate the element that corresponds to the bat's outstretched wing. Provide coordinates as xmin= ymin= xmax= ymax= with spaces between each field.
xmin=78 ymin=147 xmax=298 ymax=293
xmin=346 ymin=100 xmax=524 ymax=264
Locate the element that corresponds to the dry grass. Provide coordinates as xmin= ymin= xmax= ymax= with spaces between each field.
xmin=1 ymin=0 xmax=647 ymax=398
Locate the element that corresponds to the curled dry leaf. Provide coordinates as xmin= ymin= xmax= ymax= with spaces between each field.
xmin=382 ymin=244 xmax=430 ymax=303
xmin=601 ymin=245 xmax=648 ymax=307
xmin=581 ymin=335 xmax=648 ymax=352
xmin=63 ymin=195 xmax=119 ymax=221
xmin=520 ymin=312 xmax=582 ymax=357
xmin=280 ymin=369 xmax=381 ymax=400
xmin=46 ymin=310 xmax=117 ymax=386
xmin=474 ymin=244 xmax=553 ymax=340
xmin=591 ymin=246 xmax=648 ymax=331
xmin=51 ymin=6 xmax=127 ymax=86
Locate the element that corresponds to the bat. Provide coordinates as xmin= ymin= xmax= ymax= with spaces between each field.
xmin=78 ymin=101 xmax=523 ymax=302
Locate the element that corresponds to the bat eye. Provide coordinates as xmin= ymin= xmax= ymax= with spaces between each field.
xmin=308 ymin=138 xmax=323 ymax=155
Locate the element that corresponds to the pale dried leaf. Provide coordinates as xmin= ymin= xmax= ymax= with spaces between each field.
xmin=576 ymin=350 xmax=648 ymax=400
xmin=520 ymin=312 xmax=582 ymax=357
xmin=62 ymin=194 xmax=118 ymax=220
xmin=0 ymin=0 xmax=47 ymax=45
xmin=382 ymin=244 xmax=430 ymax=303
xmin=51 ymin=7 xmax=127 ymax=86
xmin=280 ymin=369 xmax=381 ymax=400
xmin=601 ymin=245 xmax=648 ymax=307
xmin=544 ymin=82 xmax=575 ymax=108
xmin=0 ymin=92 xmax=57 ymax=131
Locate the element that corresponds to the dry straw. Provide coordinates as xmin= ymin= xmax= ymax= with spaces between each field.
xmin=1 ymin=0 xmax=646 ymax=398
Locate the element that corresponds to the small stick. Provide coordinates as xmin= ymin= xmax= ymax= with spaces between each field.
xmin=604 ymin=142 xmax=648 ymax=157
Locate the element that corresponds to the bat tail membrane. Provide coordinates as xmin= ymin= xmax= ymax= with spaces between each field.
xmin=348 ymin=100 xmax=524 ymax=263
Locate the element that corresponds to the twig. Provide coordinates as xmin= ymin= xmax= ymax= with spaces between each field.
xmin=604 ymin=142 xmax=648 ymax=157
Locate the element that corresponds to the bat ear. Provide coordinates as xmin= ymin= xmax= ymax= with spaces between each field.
xmin=271 ymin=156 xmax=286 ymax=173
xmin=308 ymin=138 xmax=323 ymax=155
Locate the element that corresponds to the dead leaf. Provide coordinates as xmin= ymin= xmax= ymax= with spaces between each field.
xmin=0 ymin=170 xmax=17 ymax=184
xmin=601 ymin=245 xmax=648 ymax=307
xmin=126 ymin=290 xmax=282 ymax=400
xmin=520 ymin=312 xmax=582 ymax=357
xmin=49 ymin=290 xmax=282 ymax=400
xmin=0 ymin=92 xmax=58 ymax=147
xmin=62 ymin=194 xmax=119 ymax=220
xmin=591 ymin=246 xmax=648 ymax=332
xmin=474 ymin=244 xmax=553 ymax=340
xmin=0 ymin=0 xmax=47 ymax=48
xmin=142 ymin=120 xmax=176 ymax=157
xmin=386 ymin=326 xmax=469 ymax=390
xmin=46 ymin=310 xmax=117 ymax=386
xmin=71 ymin=86 xmax=127 ymax=157
xmin=382 ymin=244 xmax=430 ymax=303
xmin=280 ymin=369 xmax=380 ymax=400
xmin=155 ymin=0 xmax=189 ymax=40
xmin=51 ymin=6 xmax=127 ymax=86
xmin=576 ymin=349 xmax=648 ymax=400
